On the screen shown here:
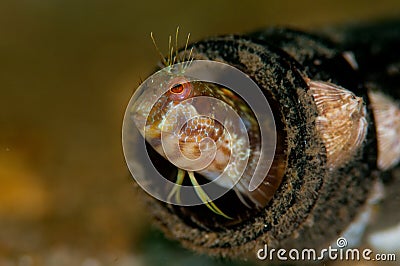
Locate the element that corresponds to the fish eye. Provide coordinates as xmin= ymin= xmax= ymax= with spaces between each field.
xmin=170 ymin=83 xmax=185 ymax=94
xmin=168 ymin=80 xmax=193 ymax=101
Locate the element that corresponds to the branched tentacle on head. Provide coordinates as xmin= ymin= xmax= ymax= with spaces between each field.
xmin=150 ymin=27 xmax=194 ymax=68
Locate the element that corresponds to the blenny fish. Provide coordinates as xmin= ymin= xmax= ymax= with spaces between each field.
xmin=130 ymin=60 xmax=286 ymax=219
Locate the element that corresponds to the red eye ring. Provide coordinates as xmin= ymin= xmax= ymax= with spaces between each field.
xmin=170 ymin=83 xmax=185 ymax=94
xmin=168 ymin=78 xmax=193 ymax=101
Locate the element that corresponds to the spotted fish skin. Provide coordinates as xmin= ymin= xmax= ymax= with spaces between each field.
xmin=133 ymin=75 xmax=278 ymax=213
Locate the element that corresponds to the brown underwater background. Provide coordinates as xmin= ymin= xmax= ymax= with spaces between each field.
xmin=1 ymin=0 xmax=399 ymax=265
